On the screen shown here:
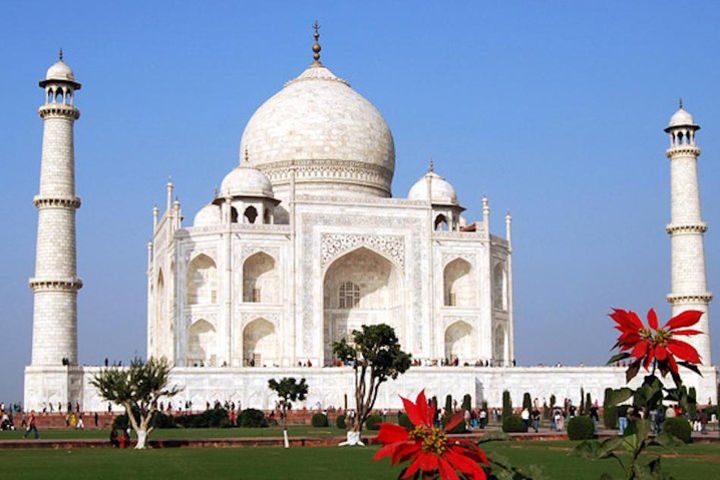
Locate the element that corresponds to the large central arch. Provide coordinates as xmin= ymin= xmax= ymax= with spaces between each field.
xmin=322 ymin=247 xmax=402 ymax=365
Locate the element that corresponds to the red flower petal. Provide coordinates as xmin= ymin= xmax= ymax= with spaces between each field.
xmin=627 ymin=311 xmax=645 ymax=330
xmin=392 ymin=442 xmax=422 ymax=465
xmin=666 ymin=339 xmax=702 ymax=364
xmin=419 ymin=451 xmax=439 ymax=472
xmin=655 ymin=345 xmax=668 ymax=361
xmin=647 ymin=309 xmax=659 ymax=330
xmin=415 ymin=390 xmax=430 ymax=426
xmin=402 ymin=456 xmax=424 ymax=479
xmin=374 ymin=443 xmax=400 ymax=462
xmin=377 ymin=423 xmax=409 ymax=444
xmin=665 ymin=310 xmax=703 ymax=330
xmin=446 ymin=448 xmax=488 ymax=480
xmin=630 ymin=341 xmax=649 ymax=360
xmin=401 ymin=395 xmax=425 ymax=427
xmin=610 ymin=309 xmax=642 ymax=331
xmin=668 ymin=354 xmax=679 ymax=374
xmin=444 ymin=412 xmax=465 ymax=433
xmin=670 ymin=329 xmax=703 ymax=337
xmin=438 ymin=457 xmax=461 ymax=480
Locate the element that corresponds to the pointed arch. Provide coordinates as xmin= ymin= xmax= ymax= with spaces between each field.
xmin=434 ymin=214 xmax=448 ymax=231
xmin=244 ymin=206 xmax=258 ymax=224
xmin=443 ymin=257 xmax=474 ymax=307
xmin=492 ymin=262 xmax=507 ymax=310
xmin=444 ymin=320 xmax=474 ymax=363
xmin=493 ymin=324 xmax=506 ymax=365
xmin=187 ymin=254 xmax=218 ymax=305
xmin=323 ymin=246 xmax=402 ymax=365
xmin=242 ymin=252 xmax=278 ymax=303
xmin=187 ymin=319 xmax=216 ymax=367
xmin=243 ymin=318 xmax=277 ymax=366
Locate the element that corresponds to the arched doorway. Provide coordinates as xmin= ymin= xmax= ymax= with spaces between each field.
xmin=243 ymin=318 xmax=277 ymax=366
xmin=187 ymin=319 xmax=216 ymax=367
xmin=323 ymin=247 xmax=402 ymax=365
xmin=187 ymin=254 xmax=218 ymax=305
xmin=443 ymin=258 xmax=474 ymax=307
xmin=444 ymin=321 xmax=474 ymax=363
xmin=493 ymin=324 xmax=506 ymax=366
xmin=242 ymin=252 xmax=278 ymax=303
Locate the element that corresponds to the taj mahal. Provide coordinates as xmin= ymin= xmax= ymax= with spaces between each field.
xmin=24 ymin=29 xmax=718 ymax=411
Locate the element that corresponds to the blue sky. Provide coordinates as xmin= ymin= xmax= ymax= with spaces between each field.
xmin=2 ymin=1 xmax=719 ymax=402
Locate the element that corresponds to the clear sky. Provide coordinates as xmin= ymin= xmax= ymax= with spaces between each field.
xmin=2 ymin=1 xmax=719 ymax=403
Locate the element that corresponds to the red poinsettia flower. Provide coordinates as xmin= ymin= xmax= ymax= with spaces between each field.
xmin=374 ymin=390 xmax=488 ymax=480
xmin=610 ymin=308 xmax=703 ymax=376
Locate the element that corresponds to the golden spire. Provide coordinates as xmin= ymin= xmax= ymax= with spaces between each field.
xmin=312 ymin=20 xmax=322 ymax=65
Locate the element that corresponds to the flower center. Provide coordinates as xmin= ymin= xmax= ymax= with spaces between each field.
xmin=409 ymin=425 xmax=448 ymax=454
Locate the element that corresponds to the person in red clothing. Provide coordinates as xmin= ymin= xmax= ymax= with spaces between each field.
xmin=23 ymin=411 xmax=39 ymax=439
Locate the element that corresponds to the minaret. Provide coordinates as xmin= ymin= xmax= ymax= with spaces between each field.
xmin=29 ymin=51 xmax=82 ymax=366
xmin=664 ymin=101 xmax=712 ymax=365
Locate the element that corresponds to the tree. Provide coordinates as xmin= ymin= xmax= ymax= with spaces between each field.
xmin=91 ymin=357 xmax=181 ymax=449
xmin=333 ymin=324 xmax=411 ymax=446
xmin=502 ymin=390 xmax=512 ymax=418
xmin=585 ymin=392 xmax=592 ymax=415
xmin=461 ymin=394 xmax=472 ymax=411
xmin=522 ymin=392 xmax=532 ymax=411
xmin=268 ymin=377 xmax=308 ymax=448
xmin=579 ymin=387 xmax=585 ymax=415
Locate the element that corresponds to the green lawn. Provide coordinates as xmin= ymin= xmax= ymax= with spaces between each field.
xmin=0 ymin=441 xmax=718 ymax=479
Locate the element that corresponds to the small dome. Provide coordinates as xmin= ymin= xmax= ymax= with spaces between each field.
xmin=45 ymin=60 xmax=75 ymax=82
xmin=408 ymin=171 xmax=458 ymax=205
xmin=220 ymin=163 xmax=274 ymax=198
xmin=193 ymin=204 xmax=222 ymax=226
xmin=668 ymin=107 xmax=697 ymax=128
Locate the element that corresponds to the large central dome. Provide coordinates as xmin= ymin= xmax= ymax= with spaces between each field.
xmin=239 ymin=62 xmax=395 ymax=199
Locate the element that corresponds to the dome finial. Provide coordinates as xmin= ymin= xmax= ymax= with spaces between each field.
xmin=58 ymin=48 xmax=64 ymax=61
xmin=428 ymin=158 xmax=434 ymax=173
xmin=312 ymin=19 xmax=322 ymax=65
xmin=679 ymin=97 xmax=684 ymax=109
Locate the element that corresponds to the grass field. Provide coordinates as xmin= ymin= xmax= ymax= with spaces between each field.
xmin=0 ymin=441 xmax=718 ymax=479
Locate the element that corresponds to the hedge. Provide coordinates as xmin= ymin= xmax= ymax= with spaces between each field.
xmin=237 ymin=408 xmax=268 ymax=428
xmin=664 ymin=417 xmax=691 ymax=443
xmin=335 ymin=414 xmax=347 ymax=429
xmin=398 ymin=413 xmax=413 ymax=429
xmin=567 ymin=415 xmax=595 ymax=440
xmin=502 ymin=414 xmax=527 ymax=433
xmin=175 ymin=409 xmax=230 ymax=429
xmin=366 ymin=415 xmax=383 ymax=430
xmin=311 ymin=413 xmax=329 ymax=428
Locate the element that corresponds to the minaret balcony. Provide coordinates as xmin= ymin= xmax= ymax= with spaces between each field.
xmin=665 ymin=145 xmax=701 ymax=158
xmin=667 ymin=292 xmax=713 ymax=304
xmin=29 ymin=277 xmax=83 ymax=291
xmin=33 ymin=195 xmax=81 ymax=209
xmin=665 ymin=222 xmax=707 ymax=234
xmin=38 ymin=103 xmax=80 ymax=120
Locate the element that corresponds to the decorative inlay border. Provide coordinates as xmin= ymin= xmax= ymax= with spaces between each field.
xmin=320 ymin=233 xmax=405 ymax=269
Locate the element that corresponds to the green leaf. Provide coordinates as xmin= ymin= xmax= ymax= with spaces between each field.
xmin=654 ymin=432 xmax=684 ymax=449
xmin=607 ymin=352 xmax=631 ymax=365
xmin=678 ymin=361 xmax=702 ymax=377
xmin=607 ymin=387 xmax=634 ymax=407
xmin=626 ymin=360 xmax=641 ymax=383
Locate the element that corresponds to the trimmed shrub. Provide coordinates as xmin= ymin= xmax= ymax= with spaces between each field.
xmin=335 ymin=414 xmax=347 ymax=429
xmin=444 ymin=395 xmax=453 ymax=414
xmin=585 ymin=393 xmax=592 ymax=416
xmin=502 ymin=414 xmax=527 ymax=433
xmin=522 ymin=392 xmax=532 ymax=411
xmin=112 ymin=413 xmax=129 ymax=430
xmin=311 ymin=413 xmax=329 ymax=428
xmin=664 ymin=417 xmax=691 ymax=443
xmin=567 ymin=415 xmax=595 ymax=440
xmin=366 ymin=415 xmax=383 ymax=431
xmin=112 ymin=410 xmax=178 ymax=430
xmin=462 ymin=394 xmax=472 ymax=411
xmin=237 ymin=408 xmax=268 ymax=428
xmin=398 ymin=413 xmax=413 ymax=429
xmin=502 ymin=391 xmax=512 ymax=419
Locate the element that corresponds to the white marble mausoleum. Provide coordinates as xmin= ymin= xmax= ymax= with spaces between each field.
xmin=24 ymin=33 xmax=718 ymax=411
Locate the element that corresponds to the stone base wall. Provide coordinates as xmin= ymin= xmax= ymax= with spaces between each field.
xmin=25 ymin=365 xmax=719 ymax=412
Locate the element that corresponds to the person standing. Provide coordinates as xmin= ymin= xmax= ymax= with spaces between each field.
xmin=521 ymin=407 xmax=530 ymax=431
xmin=531 ymin=407 xmax=541 ymax=433
xmin=617 ymin=405 xmax=629 ymax=435
xmin=23 ymin=411 xmax=39 ymax=439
